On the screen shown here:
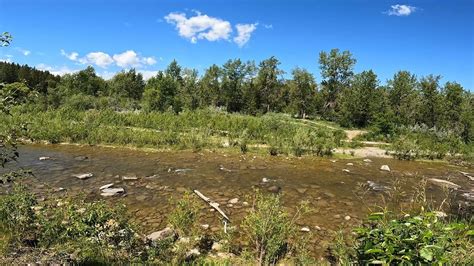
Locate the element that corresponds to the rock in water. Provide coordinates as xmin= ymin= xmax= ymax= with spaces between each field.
xmin=428 ymin=178 xmax=461 ymax=189
xmin=342 ymin=169 xmax=350 ymax=173
xmin=296 ymin=188 xmax=308 ymax=194
xmin=363 ymin=159 xmax=372 ymax=163
xmin=228 ymin=198 xmax=239 ymax=204
xmin=99 ymin=183 xmax=114 ymax=190
xmin=73 ymin=173 xmax=93 ymax=180
xmin=262 ymin=177 xmax=270 ymax=183
xmin=147 ymin=227 xmax=175 ymax=243
xmin=100 ymin=187 xmax=125 ymax=197
xmin=346 ymin=163 xmax=354 ymax=166
xmin=122 ymin=176 xmax=138 ymax=181
xmin=267 ymin=185 xmax=281 ymax=193
xmin=39 ymin=156 xmax=51 ymax=161
xmin=380 ymin=165 xmax=391 ymax=172
xmin=74 ymin=156 xmax=88 ymax=161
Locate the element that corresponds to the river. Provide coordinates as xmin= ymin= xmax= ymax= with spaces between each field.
xmin=1 ymin=144 xmax=472 ymax=257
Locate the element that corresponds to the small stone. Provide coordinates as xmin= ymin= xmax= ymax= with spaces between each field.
xmin=334 ymin=214 xmax=341 ymax=219
xmin=342 ymin=169 xmax=350 ymax=173
xmin=227 ymin=204 xmax=233 ymax=208
xmin=99 ymin=183 xmax=114 ymax=190
xmin=314 ymin=225 xmax=321 ymax=231
xmin=39 ymin=156 xmax=51 ymax=161
xmin=243 ymin=201 xmax=249 ymax=206
xmin=300 ymin=227 xmax=310 ymax=232
xmin=201 ymin=224 xmax=210 ymax=230
xmin=330 ymin=160 xmax=337 ymax=163
xmin=73 ymin=173 xmax=93 ymax=180
xmin=101 ymin=187 xmax=125 ymax=197
xmin=262 ymin=177 xmax=270 ymax=183
xmin=122 ymin=176 xmax=138 ymax=181
xmin=54 ymin=187 xmax=66 ymax=192
xmin=74 ymin=156 xmax=88 ymax=161
xmin=346 ymin=163 xmax=354 ymax=166
xmin=296 ymin=188 xmax=308 ymax=194
xmin=267 ymin=185 xmax=281 ymax=193
xmin=186 ymin=248 xmax=200 ymax=258
xmin=212 ymin=242 xmax=223 ymax=251
xmin=228 ymin=198 xmax=239 ymax=204
xmin=363 ymin=159 xmax=372 ymax=163
xmin=380 ymin=165 xmax=391 ymax=172
xmin=344 ymin=215 xmax=351 ymax=221
xmin=147 ymin=227 xmax=174 ymax=242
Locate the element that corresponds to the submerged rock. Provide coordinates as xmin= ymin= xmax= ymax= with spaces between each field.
xmin=39 ymin=156 xmax=51 ymax=161
xmin=122 ymin=176 xmax=138 ymax=181
xmin=428 ymin=178 xmax=461 ymax=189
xmin=380 ymin=165 xmax=391 ymax=172
xmin=99 ymin=183 xmax=114 ymax=190
xmin=367 ymin=181 xmax=389 ymax=192
xmin=346 ymin=163 xmax=354 ymax=166
xmin=363 ymin=159 xmax=372 ymax=163
xmin=228 ymin=198 xmax=239 ymax=204
xmin=267 ymin=185 xmax=281 ymax=193
xmin=262 ymin=177 xmax=270 ymax=183
xmin=342 ymin=169 xmax=350 ymax=173
xmin=296 ymin=188 xmax=308 ymax=194
xmin=101 ymin=187 xmax=125 ymax=197
xmin=73 ymin=173 xmax=93 ymax=180
xmin=74 ymin=156 xmax=88 ymax=161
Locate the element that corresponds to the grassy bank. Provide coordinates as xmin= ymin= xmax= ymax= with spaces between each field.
xmin=1 ymin=107 xmax=346 ymax=157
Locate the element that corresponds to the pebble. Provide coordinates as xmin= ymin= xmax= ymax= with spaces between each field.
xmin=346 ymin=163 xmax=354 ymax=166
xmin=267 ymin=185 xmax=281 ymax=193
xmin=300 ymin=227 xmax=311 ymax=232
xmin=380 ymin=165 xmax=391 ymax=172
xmin=201 ymin=224 xmax=210 ymax=230
xmin=99 ymin=183 xmax=114 ymax=190
xmin=73 ymin=173 xmax=93 ymax=180
xmin=296 ymin=188 xmax=308 ymax=194
xmin=344 ymin=215 xmax=351 ymax=221
xmin=363 ymin=159 xmax=372 ymax=163
xmin=342 ymin=169 xmax=350 ymax=173
xmin=122 ymin=176 xmax=138 ymax=181
xmin=228 ymin=198 xmax=239 ymax=204
xmin=39 ymin=156 xmax=51 ymax=161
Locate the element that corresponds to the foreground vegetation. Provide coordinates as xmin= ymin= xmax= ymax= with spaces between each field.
xmin=1 ymin=171 xmax=472 ymax=264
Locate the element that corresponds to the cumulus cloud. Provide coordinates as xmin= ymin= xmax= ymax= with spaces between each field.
xmin=61 ymin=49 xmax=157 ymax=68
xmin=234 ymin=23 xmax=258 ymax=47
xmin=164 ymin=11 xmax=232 ymax=43
xmin=386 ymin=4 xmax=417 ymax=16
xmin=85 ymin=52 xmax=115 ymax=68
xmin=36 ymin=63 xmax=79 ymax=76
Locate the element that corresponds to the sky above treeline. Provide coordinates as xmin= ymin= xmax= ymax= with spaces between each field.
xmin=1 ymin=0 xmax=473 ymax=89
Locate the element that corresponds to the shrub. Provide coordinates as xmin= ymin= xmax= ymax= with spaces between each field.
xmin=167 ymin=192 xmax=202 ymax=236
xmin=353 ymin=211 xmax=473 ymax=264
xmin=240 ymin=192 xmax=309 ymax=265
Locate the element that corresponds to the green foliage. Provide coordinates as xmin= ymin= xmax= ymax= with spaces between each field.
xmin=168 ymin=192 xmax=202 ymax=236
xmin=353 ymin=211 xmax=473 ymax=264
xmin=0 ymin=185 xmax=37 ymax=244
xmin=108 ymin=68 xmax=145 ymax=100
xmin=240 ymin=192 xmax=309 ymax=265
xmin=288 ymin=67 xmax=317 ymax=118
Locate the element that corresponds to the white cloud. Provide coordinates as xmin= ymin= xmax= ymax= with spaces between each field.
xmin=61 ymin=49 xmax=157 ymax=68
xmin=36 ymin=63 xmax=79 ymax=76
xmin=60 ymin=49 xmax=79 ymax=61
xmin=165 ymin=11 xmax=232 ymax=43
xmin=113 ymin=50 xmax=141 ymax=67
xmin=234 ymin=23 xmax=258 ymax=47
xmin=0 ymin=58 xmax=12 ymax=63
xmin=85 ymin=52 xmax=114 ymax=68
xmin=263 ymin=24 xmax=273 ymax=29
xmin=138 ymin=70 xmax=159 ymax=80
xmin=386 ymin=4 xmax=417 ymax=16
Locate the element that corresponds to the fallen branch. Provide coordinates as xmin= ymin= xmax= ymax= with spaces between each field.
xmin=194 ymin=189 xmax=230 ymax=222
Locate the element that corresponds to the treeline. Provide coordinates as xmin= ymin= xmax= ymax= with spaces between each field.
xmin=0 ymin=62 xmax=60 ymax=93
xmin=2 ymin=49 xmax=473 ymax=144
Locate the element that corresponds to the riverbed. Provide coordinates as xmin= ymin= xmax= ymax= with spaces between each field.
xmin=1 ymin=144 xmax=473 ymax=257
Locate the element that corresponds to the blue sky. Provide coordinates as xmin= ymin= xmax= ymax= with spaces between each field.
xmin=1 ymin=0 xmax=473 ymax=89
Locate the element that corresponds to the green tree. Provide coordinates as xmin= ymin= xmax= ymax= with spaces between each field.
xmin=255 ymin=56 xmax=284 ymax=113
xmin=179 ymin=68 xmax=200 ymax=110
xmin=221 ymin=59 xmax=247 ymax=112
xmin=339 ymin=70 xmax=380 ymax=127
xmin=59 ymin=66 xmax=107 ymax=96
xmin=418 ymin=75 xmax=442 ymax=128
xmin=199 ymin=64 xmax=221 ymax=107
xmin=387 ymin=71 xmax=419 ymax=126
xmin=108 ymin=69 xmax=145 ymax=100
xmin=142 ymin=61 xmax=182 ymax=112
xmin=288 ymin=67 xmax=317 ymax=119
xmin=318 ymin=49 xmax=356 ymax=120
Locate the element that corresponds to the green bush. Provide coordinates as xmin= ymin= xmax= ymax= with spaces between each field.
xmin=353 ymin=211 xmax=473 ymax=264
xmin=240 ymin=192 xmax=309 ymax=265
xmin=167 ymin=192 xmax=202 ymax=237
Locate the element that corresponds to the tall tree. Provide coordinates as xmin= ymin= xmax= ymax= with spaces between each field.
xmin=142 ymin=61 xmax=182 ymax=112
xmin=199 ymin=64 xmax=221 ymax=107
xmin=221 ymin=59 xmax=246 ymax=112
xmin=108 ymin=69 xmax=145 ymax=100
xmin=387 ymin=71 xmax=419 ymax=126
xmin=442 ymin=82 xmax=465 ymax=131
xmin=179 ymin=68 xmax=200 ymax=110
xmin=255 ymin=56 xmax=284 ymax=113
xmin=59 ymin=66 xmax=107 ymax=96
xmin=288 ymin=67 xmax=317 ymax=119
xmin=318 ymin=48 xmax=356 ymax=119
xmin=339 ymin=70 xmax=379 ymax=127
xmin=418 ymin=75 xmax=442 ymax=128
